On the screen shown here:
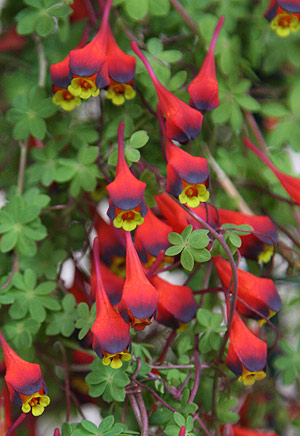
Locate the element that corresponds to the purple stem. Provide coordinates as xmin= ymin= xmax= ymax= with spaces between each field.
xmin=136 ymin=393 xmax=149 ymax=436
xmin=0 ymin=256 xmax=17 ymax=290
xmin=128 ymin=394 xmax=143 ymax=429
xmin=209 ymin=16 xmax=225 ymax=54
xmin=147 ymin=249 xmax=166 ymax=278
xmin=6 ymin=413 xmax=27 ymax=436
xmin=188 ymin=334 xmax=200 ymax=403
xmin=131 ymin=378 xmax=177 ymax=412
xmin=157 ymin=329 xmax=177 ymax=362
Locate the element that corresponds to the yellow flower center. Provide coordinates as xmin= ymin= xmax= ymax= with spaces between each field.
xmin=258 ymin=244 xmax=274 ymax=263
xmin=258 ymin=310 xmax=276 ymax=327
xmin=106 ymin=81 xmax=136 ymax=106
xmin=68 ymin=77 xmax=100 ymax=99
xmin=238 ymin=367 xmax=266 ymax=386
xmin=52 ymin=89 xmax=81 ymax=111
xmin=20 ymin=392 xmax=50 ymax=416
xmin=102 ymin=351 xmax=131 ymax=369
xmin=179 ymin=183 xmax=210 ymax=208
xmin=270 ymin=13 xmax=300 ymax=37
xmin=113 ymin=209 xmax=144 ymax=231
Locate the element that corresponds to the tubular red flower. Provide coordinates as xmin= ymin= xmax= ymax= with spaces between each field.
xmin=225 ymin=311 xmax=267 ymax=386
xmin=244 ymin=137 xmax=300 ymax=207
xmin=157 ymin=103 xmax=210 ymax=207
xmin=91 ymin=237 xmax=131 ymax=369
xmin=213 ymin=256 xmax=281 ymax=322
xmin=218 ymin=208 xmax=278 ymax=263
xmin=69 ymin=0 xmax=135 ymax=100
xmin=68 ymin=267 xmax=90 ymax=305
xmin=150 ymin=275 xmax=197 ymax=329
xmin=155 ymin=193 xmax=218 ymax=234
xmin=90 ymin=258 xmax=124 ymax=305
xmin=106 ymin=121 xmax=147 ymax=231
xmin=188 ymin=16 xmax=224 ymax=113
xmin=131 ymin=41 xmax=203 ymax=144
xmin=135 ymin=208 xmax=173 ymax=265
xmin=119 ymin=232 xmax=159 ymax=331
xmin=232 ymin=426 xmax=278 ymax=436
xmin=0 ymin=332 xmax=50 ymax=416
xmin=0 ymin=26 xmax=26 ymax=52
xmin=94 ymin=214 xmax=126 ymax=268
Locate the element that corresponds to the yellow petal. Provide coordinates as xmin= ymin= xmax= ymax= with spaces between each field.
xmin=111 ymin=358 xmax=123 ymax=369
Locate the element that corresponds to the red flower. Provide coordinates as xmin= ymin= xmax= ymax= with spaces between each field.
xmin=218 ymin=208 xmax=278 ymax=263
xmin=70 ymin=0 xmax=89 ymax=21
xmin=265 ymin=0 xmax=300 ymax=36
xmin=188 ymin=16 xmax=224 ymax=113
xmin=0 ymin=26 xmax=26 ymax=52
xmin=244 ymin=137 xmax=300 ymax=207
xmin=94 ymin=214 xmax=126 ymax=270
xmin=155 ymin=193 xmax=217 ymax=234
xmin=226 ymin=311 xmax=267 ymax=386
xmin=135 ymin=208 xmax=173 ymax=265
xmin=67 ymin=267 xmax=90 ymax=305
xmin=213 ymin=256 xmax=281 ymax=323
xmin=69 ymin=0 xmax=136 ymax=102
xmin=0 ymin=385 xmax=12 ymax=435
xmin=150 ymin=275 xmax=197 ymax=329
xmin=90 ymin=258 xmax=124 ymax=305
xmin=119 ymin=231 xmax=158 ymax=331
xmin=91 ymin=237 xmax=131 ymax=369
xmin=50 ymin=54 xmax=82 ymax=111
xmin=0 ymin=332 xmax=50 ymax=416
xmin=131 ymin=41 xmax=203 ymax=144
xmin=157 ymin=103 xmax=210 ymax=207
xmin=232 ymin=425 xmax=278 ymax=436
xmin=106 ymin=121 xmax=147 ymax=231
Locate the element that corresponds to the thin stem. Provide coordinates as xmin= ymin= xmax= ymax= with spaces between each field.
xmin=169 ymin=0 xmax=200 ymax=35
xmin=150 ymin=364 xmax=194 ymax=370
xmin=84 ymin=0 xmax=98 ymax=28
xmin=6 ymin=413 xmax=27 ymax=436
xmin=132 ymin=357 xmax=142 ymax=379
xmin=147 ymin=250 xmax=165 ymax=278
xmin=128 ymin=394 xmax=143 ymax=429
xmin=193 ymin=287 xmax=222 ymax=295
xmin=157 ymin=329 xmax=177 ymax=362
xmin=194 ymin=415 xmax=212 ymax=436
xmin=0 ymin=256 xmax=17 ymax=290
xmin=34 ymin=35 xmax=47 ymax=87
xmin=244 ymin=111 xmax=269 ymax=155
xmin=188 ymin=335 xmax=200 ymax=403
xmin=17 ymin=140 xmax=28 ymax=195
xmin=136 ymin=393 xmax=149 ymax=436
xmin=131 ymin=378 xmax=177 ymax=413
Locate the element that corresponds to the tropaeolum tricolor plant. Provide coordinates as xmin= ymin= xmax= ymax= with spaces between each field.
xmin=1 ymin=0 xmax=300 ymax=435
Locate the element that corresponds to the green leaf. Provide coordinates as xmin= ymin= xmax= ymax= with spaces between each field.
xmin=124 ymin=0 xmax=148 ymax=20
xmin=157 ymin=50 xmax=182 ymax=63
xmin=35 ymin=15 xmax=55 ymax=36
xmin=181 ymin=225 xmax=193 ymax=242
xmin=129 ymin=130 xmax=149 ymax=148
xmin=181 ymin=248 xmax=194 ymax=271
xmin=234 ymin=94 xmax=260 ymax=112
xmin=148 ymin=0 xmax=170 ymax=15
xmin=1 ymin=231 xmax=18 ymax=253
xmin=81 ymin=420 xmax=98 ymax=434
xmin=169 ymin=71 xmax=187 ymax=91
xmin=168 ymin=232 xmax=183 ymax=246
xmin=165 ymin=245 xmax=183 ymax=256
xmin=189 ymin=229 xmax=209 ymax=249
xmin=146 ymin=38 xmax=163 ymax=55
